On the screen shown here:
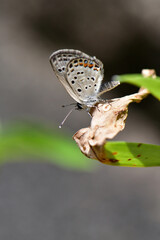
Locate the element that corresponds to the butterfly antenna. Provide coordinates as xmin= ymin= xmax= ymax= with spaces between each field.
xmin=62 ymin=103 xmax=76 ymax=108
xmin=59 ymin=107 xmax=75 ymax=128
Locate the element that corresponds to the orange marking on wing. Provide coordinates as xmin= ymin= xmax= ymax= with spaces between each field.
xmin=84 ymin=63 xmax=88 ymax=67
xmin=79 ymin=63 xmax=83 ymax=66
xmin=89 ymin=64 xmax=93 ymax=68
xmin=93 ymin=68 xmax=98 ymax=71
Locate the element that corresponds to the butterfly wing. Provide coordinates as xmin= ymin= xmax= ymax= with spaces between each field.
xmin=66 ymin=56 xmax=104 ymax=107
xmin=50 ymin=49 xmax=120 ymax=108
xmin=49 ymin=49 xmax=91 ymax=103
xmin=98 ymin=79 xmax=120 ymax=96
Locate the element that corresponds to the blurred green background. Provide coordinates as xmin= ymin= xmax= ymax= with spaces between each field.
xmin=0 ymin=0 xmax=160 ymax=239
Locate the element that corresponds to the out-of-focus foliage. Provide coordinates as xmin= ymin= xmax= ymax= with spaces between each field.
xmin=0 ymin=121 xmax=159 ymax=170
xmin=118 ymin=74 xmax=160 ymax=100
xmin=0 ymin=122 xmax=94 ymax=171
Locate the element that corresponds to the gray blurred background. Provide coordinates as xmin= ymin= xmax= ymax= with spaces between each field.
xmin=0 ymin=0 xmax=160 ymax=239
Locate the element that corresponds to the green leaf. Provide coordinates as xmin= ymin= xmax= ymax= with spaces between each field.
xmin=104 ymin=141 xmax=160 ymax=167
xmin=0 ymin=123 xmax=93 ymax=171
xmin=118 ymin=74 xmax=160 ymax=100
xmin=1 ymin=123 xmax=159 ymax=169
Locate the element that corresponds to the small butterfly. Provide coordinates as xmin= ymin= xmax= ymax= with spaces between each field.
xmin=49 ymin=49 xmax=120 ymax=127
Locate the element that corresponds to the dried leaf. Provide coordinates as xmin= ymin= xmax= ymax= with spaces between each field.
xmin=73 ymin=69 xmax=153 ymax=162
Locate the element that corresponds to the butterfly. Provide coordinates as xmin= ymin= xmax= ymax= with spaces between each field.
xmin=49 ymin=49 xmax=120 ymax=127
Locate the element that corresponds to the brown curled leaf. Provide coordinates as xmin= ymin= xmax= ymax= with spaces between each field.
xmin=73 ymin=69 xmax=154 ymax=162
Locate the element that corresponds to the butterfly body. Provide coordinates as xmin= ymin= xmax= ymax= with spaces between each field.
xmin=50 ymin=49 xmax=119 ymax=110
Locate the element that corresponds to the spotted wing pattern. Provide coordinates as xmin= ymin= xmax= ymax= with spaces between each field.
xmin=50 ymin=49 xmax=120 ymax=108
xmin=49 ymin=49 xmax=91 ymax=103
xmin=66 ymin=57 xmax=104 ymax=106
